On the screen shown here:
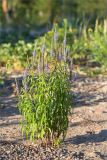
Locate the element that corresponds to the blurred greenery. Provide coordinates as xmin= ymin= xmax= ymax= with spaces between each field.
xmin=1 ymin=0 xmax=107 ymax=27
xmin=0 ymin=0 xmax=107 ymax=43
xmin=0 ymin=0 xmax=107 ymax=76
xmin=1 ymin=19 xmax=107 ymax=75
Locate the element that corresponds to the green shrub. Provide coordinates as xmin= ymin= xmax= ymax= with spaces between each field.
xmin=18 ymin=65 xmax=71 ymax=145
xmin=18 ymin=19 xmax=72 ymax=145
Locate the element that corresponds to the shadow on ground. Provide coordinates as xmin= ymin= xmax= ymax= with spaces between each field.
xmin=0 ymin=96 xmax=19 ymax=118
xmin=73 ymin=76 xmax=107 ymax=107
xmin=65 ymin=129 xmax=107 ymax=145
xmin=0 ymin=76 xmax=22 ymax=118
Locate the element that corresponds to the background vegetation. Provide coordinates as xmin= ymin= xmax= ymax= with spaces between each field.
xmin=1 ymin=0 xmax=107 ymax=75
xmin=1 ymin=0 xmax=107 ymax=26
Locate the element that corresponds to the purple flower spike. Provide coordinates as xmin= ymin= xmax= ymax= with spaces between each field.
xmin=50 ymin=49 xmax=54 ymax=57
xmin=41 ymin=44 xmax=45 ymax=54
xmin=54 ymin=31 xmax=58 ymax=43
xmin=23 ymin=69 xmax=28 ymax=79
xmin=74 ymin=72 xmax=78 ymax=81
xmin=63 ymin=36 xmax=66 ymax=46
xmin=44 ymin=64 xmax=48 ymax=71
xmin=24 ymin=82 xmax=28 ymax=92
xmin=23 ymin=70 xmax=28 ymax=91
xmin=38 ymin=63 xmax=41 ymax=72
xmin=32 ymin=49 xmax=36 ymax=57
xmin=70 ymin=59 xmax=73 ymax=70
xmin=58 ymin=53 xmax=63 ymax=61
xmin=65 ymin=48 xmax=69 ymax=56
xmin=44 ymin=60 xmax=49 ymax=71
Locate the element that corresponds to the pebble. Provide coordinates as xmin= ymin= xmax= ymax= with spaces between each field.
xmin=0 ymin=142 xmax=79 ymax=160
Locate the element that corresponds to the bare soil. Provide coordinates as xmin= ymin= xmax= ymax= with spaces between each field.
xmin=0 ymin=75 xmax=107 ymax=160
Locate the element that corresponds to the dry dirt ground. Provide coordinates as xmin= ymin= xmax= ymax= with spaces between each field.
xmin=0 ymin=75 xmax=107 ymax=160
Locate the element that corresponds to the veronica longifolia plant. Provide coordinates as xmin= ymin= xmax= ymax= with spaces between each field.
xmin=18 ymin=65 xmax=71 ymax=145
xmin=18 ymin=19 xmax=72 ymax=146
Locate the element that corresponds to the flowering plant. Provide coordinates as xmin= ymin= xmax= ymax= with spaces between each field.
xmin=18 ymin=19 xmax=72 ymax=145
